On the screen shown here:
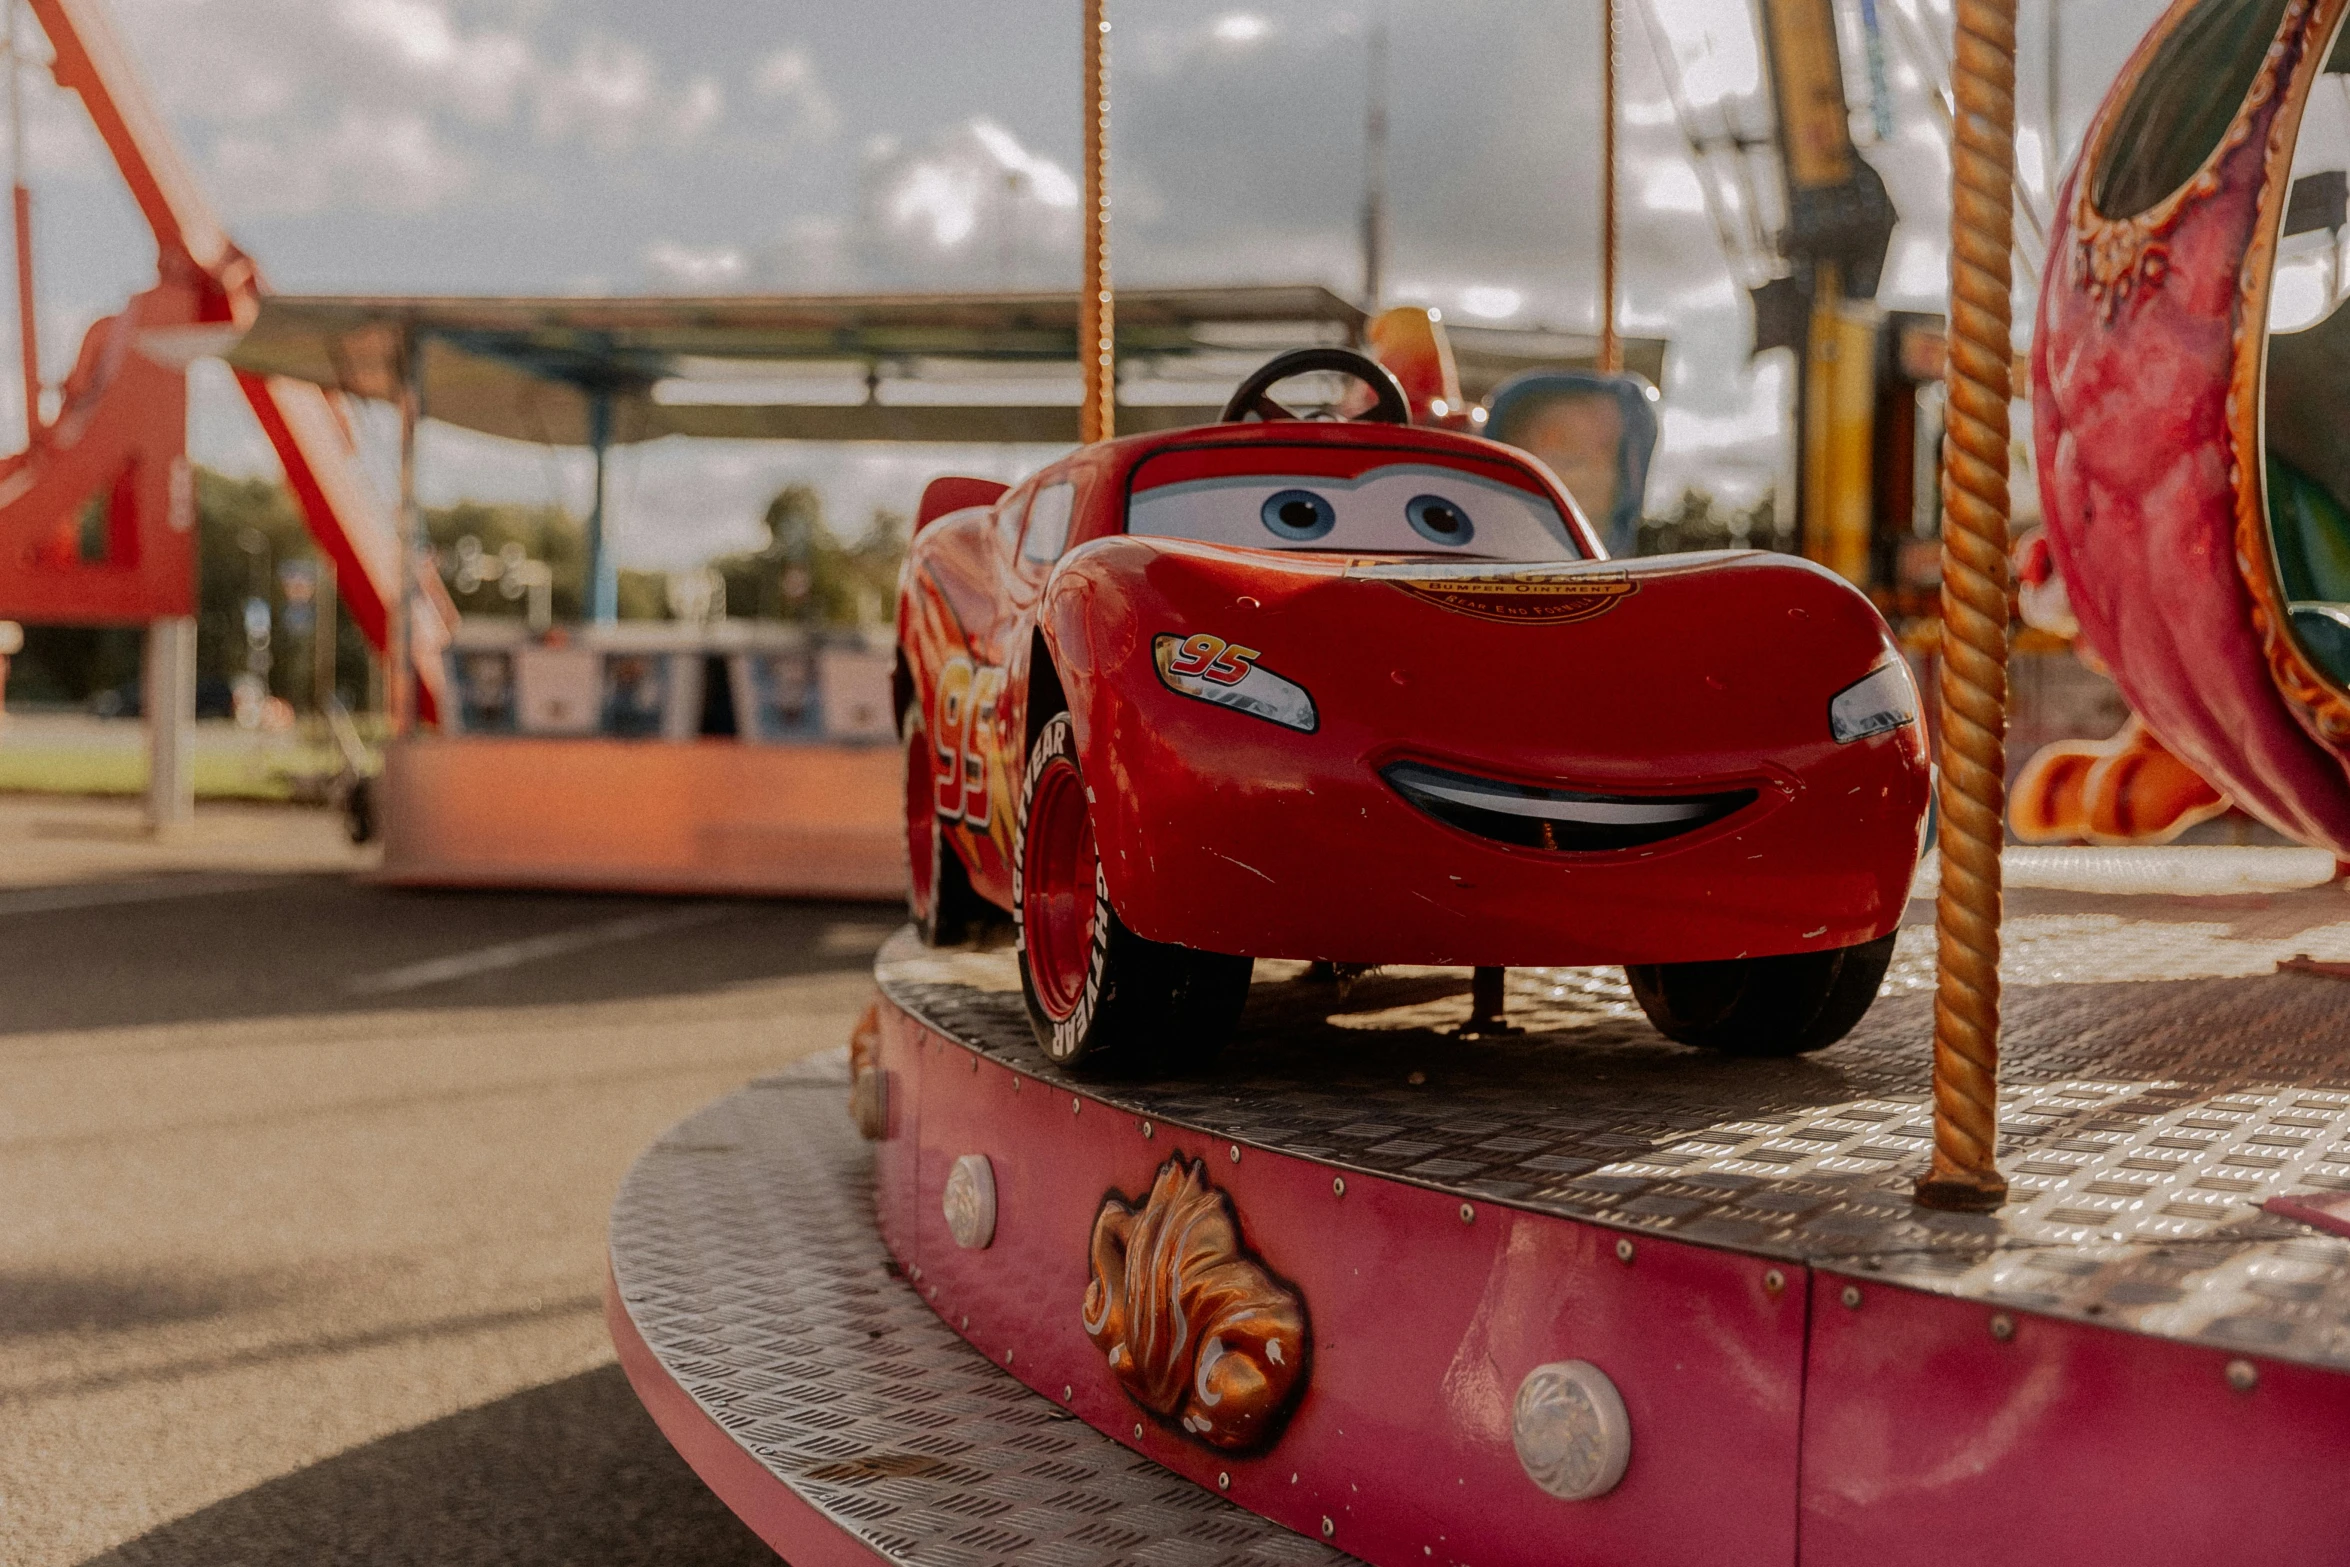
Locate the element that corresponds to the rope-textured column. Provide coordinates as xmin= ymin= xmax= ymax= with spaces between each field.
xmin=1915 ymin=0 xmax=2016 ymax=1212
xmin=1079 ymin=0 xmax=1114 ymax=444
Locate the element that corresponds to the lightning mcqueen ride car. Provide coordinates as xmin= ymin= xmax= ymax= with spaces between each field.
xmin=896 ymin=349 xmax=1930 ymax=1071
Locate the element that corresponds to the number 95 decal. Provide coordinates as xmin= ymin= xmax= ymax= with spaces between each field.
xmin=1162 ymin=632 xmax=1259 ymax=686
xmin=1152 ymin=632 xmax=1317 ymax=733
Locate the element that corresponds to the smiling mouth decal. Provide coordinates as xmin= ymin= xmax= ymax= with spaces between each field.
xmin=1384 ymin=760 xmax=1753 ymax=851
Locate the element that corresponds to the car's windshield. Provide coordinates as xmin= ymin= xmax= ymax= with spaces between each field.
xmin=1126 ymin=444 xmax=1584 ymax=562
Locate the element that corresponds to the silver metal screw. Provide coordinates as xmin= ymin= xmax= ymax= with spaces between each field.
xmin=1333 ymin=1176 xmax=1346 ymax=1196
xmin=1063 ymin=1385 xmax=1073 ymax=1401
xmin=1134 ymin=1422 xmax=1145 ymax=1439
xmin=1460 ymin=1203 xmax=1475 ymax=1223
xmin=1615 ymin=1238 xmax=1635 ymax=1264
xmin=1141 ymin=1121 xmax=1153 ymax=1139
xmin=1763 ymin=1268 xmax=1786 ymax=1295
xmin=1841 ymin=1285 xmax=1862 ymax=1310
xmin=1321 ymin=1517 xmax=1336 ymax=1538
xmin=1229 ymin=1144 xmax=1242 ymax=1163
xmin=1217 ymin=1471 xmax=1231 ymax=1491
xmin=1072 ymin=1096 xmax=1082 ymax=1116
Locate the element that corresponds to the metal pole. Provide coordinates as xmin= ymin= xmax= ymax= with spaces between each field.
xmin=1079 ymin=0 xmax=1114 ymax=444
xmin=1599 ymin=0 xmax=1622 ymax=375
xmin=2043 ymin=0 xmax=2060 ymax=198
xmin=7 ymin=0 xmax=37 ymax=442
xmin=1361 ymin=0 xmax=1388 ymax=311
xmin=143 ymin=615 xmax=193 ymax=832
xmin=389 ymin=328 xmax=418 ymax=740
xmin=1916 ymin=0 xmax=2016 ymax=1212
xmin=314 ymin=554 xmax=336 ymax=715
xmin=586 ymin=390 xmax=615 ymax=622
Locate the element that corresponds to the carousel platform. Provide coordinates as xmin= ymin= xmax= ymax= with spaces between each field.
xmin=610 ymin=858 xmax=2350 ymax=1566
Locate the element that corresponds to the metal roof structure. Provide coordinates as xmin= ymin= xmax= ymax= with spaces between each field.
xmin=225 ymin=286 xmax=1668 ymax=448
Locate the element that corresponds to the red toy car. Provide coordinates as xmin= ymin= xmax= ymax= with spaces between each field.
xmin=896 ymin=350 xmax=1930 ymax=1070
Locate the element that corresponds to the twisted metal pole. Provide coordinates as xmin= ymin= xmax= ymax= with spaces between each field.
xmin=1915 ymin=0 xmax=2015 ymax=1211
xmin=1599 ymin=0 xmax=1621 ymax=375
xmin=1079 ymin=0 xmax=1114 ymax=444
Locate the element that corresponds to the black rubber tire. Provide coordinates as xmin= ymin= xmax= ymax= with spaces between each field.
xmin=904 ymin=709 xmax=987 ymax=947
xmin=1014 ymin=711 xmax=1252 ymax=1074
xmin=1625 ymin=933 xmax=1897 ymax=1057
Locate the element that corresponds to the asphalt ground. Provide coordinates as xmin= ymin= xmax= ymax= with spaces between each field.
xmin=1 ymin=835 xmax=890 ymax=1565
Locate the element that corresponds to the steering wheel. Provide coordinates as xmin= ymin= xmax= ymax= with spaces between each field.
xmin=1220 ymin=347 xmax=1412 ymax=426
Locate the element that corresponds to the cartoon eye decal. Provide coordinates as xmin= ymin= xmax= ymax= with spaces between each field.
xmin=1406 ymin=494 xmax=1475 ymax=546
xmin=1261 ymin=489 xmax=1336 ymax=541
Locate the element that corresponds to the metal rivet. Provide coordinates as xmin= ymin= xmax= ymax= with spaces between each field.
xmin=1229 ymin=1144 xmax=1242 ymax=1163
xmin=970 ymin=1055 xmax=979 ymax=1073
xmin=1142 ymin=1121 xmax=1154 ymax=1139
xmin=1134 ymin=1422 xmax=1145 ymax=1439
xmin=1989 ymin=1313 xmax=2015 ymax=1342
xmin=1460 ymin=1203 xmax=1476 ymax=1223
xmin=1063 ymin=1385 xmax=1073 ymax=1401
xmin=1763 ymin=1268 xmax=1785 ymax=1295
xmin=1333 ymin=1176 xmax=1346 ymax=1196
xmin=959 ymin=1314 xmax=969 ymax=1329
xmin=1072 ymin=1097 xmax=1082 ymax=1115
xmin=2227 ymin=1359 xmax=2259 ymax=1393
xmin=1614 ymin=1238 xmax=1635 ymax=1264
xmin=1003 ymin=1349 xmax=1014 ymax=1365
xmin=1217 ymin=1471 xmax=1231 ymax=1491
xmin=1841 ymin=1285 xmax=1862 ymax=1310
xmin=1321 ymin=1517 xmax=1336 ymax=1538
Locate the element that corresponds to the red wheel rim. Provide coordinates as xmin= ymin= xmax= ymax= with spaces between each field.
xmin=905 ymin=728 xmax=936 ymax=919
xmin=1023 ymin=754 xmax=1096 ymax=1020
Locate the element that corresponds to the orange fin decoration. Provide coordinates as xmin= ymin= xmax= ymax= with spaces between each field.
xmin=2011 ymin=715 xmax=2230 ymax=845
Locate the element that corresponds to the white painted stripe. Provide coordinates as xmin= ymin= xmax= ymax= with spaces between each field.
xmin=344 ymin=905 xmax=731 ymax=996
xmin=0 ymin=874 xmax=276 ymax=918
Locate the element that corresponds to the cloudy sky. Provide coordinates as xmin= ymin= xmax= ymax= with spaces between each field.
xmin=16 ymin=0 xmax=2175 ymax=566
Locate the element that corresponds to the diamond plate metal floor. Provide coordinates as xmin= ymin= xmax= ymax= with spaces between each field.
xmin=877 ymin=881 xmax=2350 ymax=1374
xmin=608 ymin=1051 xmax=1356 ymax=1567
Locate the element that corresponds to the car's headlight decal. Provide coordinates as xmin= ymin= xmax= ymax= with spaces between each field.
xmin=1152 ymin=633 xmax=1318 ymax=733
xmin=1829 ymin=660 xmax=1920 ymax=744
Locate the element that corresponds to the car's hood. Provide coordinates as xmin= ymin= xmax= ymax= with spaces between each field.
xmin=1050 ymin=538 xmax=1920 ymax=788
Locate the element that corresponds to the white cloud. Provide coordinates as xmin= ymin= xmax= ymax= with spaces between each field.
xmin=645 ymin=240 xmax=749 ymax=290
xmin=1211 ymin=13 xmax=1272 ymax=46
xmin=753 ymin=47 xmax=839 ymax=144
xmin=863 ymin=118 xmax=1080 ymax=284
xmin=213 ymin=106 xmax=471 ymax=216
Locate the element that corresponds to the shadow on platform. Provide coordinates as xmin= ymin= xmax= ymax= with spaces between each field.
xmin=81 ymin=1365 xmax=778 ymax=1567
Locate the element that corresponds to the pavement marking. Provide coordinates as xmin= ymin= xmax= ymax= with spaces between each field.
xmin=0 ymin=874 xmax=277 ymax=917
xmin=344 ymin=905 xmax=732 ymax=996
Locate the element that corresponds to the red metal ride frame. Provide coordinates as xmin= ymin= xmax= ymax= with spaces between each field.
xmin=0 ymin=0 xmax=443 ymax=715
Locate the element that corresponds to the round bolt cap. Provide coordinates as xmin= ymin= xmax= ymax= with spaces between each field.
xmin=1460 ymin=1203 xmax=1476 ymax=1224
xmin=1614 ymin=1238 xmax=1635 ymax=1264
xmin=2227 ymin=1359 xmax=2259 ymax=1393
xmin=1763 ymin=1268 xmax=1786 ymax=1295
xmin=1321 ymin=1517 xmax=1336 ymax=1538
xmin=1841 ymin=1284 xmax=1862 ymax=1310
xmin=1989 ymin=1313 xmax=2016 ymax=1342
xmin=942 ymin=1154 xmax=997 ymax=1250
xmin=1333 ymin=1176 xmax=1347 ymax=1196
xmin=1512 ymin=1360 xmax=1632 ymax=1500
